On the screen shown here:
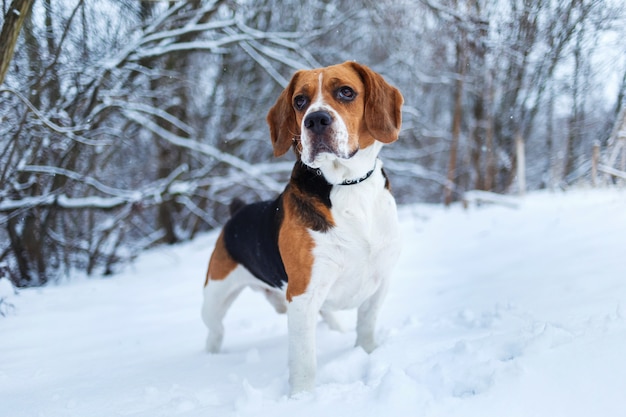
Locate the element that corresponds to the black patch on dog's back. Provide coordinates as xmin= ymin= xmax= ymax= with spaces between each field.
xmin=222 ymin=162 xmax=335 ymax=286
xmin=223 ymin=196 xmax=287 ymax=288
xmin=228 ymin=198 xmax=247 ymax=216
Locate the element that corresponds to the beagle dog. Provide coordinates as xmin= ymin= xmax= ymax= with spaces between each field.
xmin=202 ymin=61 xmax=403 ymax=395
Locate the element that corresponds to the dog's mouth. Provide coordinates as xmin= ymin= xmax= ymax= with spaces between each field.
xmin=310 ymin=139 xmax=337 ymax=158
xmin=302 ymin=145 xmax=358 ymax=168
xmin=301 ymin=135 xmax=358 ymax=167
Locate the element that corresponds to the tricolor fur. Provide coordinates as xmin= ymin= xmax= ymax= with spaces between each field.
xmin=202 ymin=61 xmax=403 ymax=395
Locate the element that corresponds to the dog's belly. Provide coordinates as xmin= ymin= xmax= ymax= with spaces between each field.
xmin=310 ymin=181 xmax=400 ymax=311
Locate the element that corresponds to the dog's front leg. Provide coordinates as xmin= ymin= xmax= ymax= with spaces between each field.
xmin=287 ymin=292 xmax=319 ymax=395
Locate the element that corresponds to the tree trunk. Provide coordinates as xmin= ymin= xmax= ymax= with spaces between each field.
xmin=564 ymin=25 xmax=584 ymax=181
xmin=444 ymin=41 xmax=466 ymax=206
xmin=516 ymin=133 xmax=526 ymax=196
xmin=470 ymin=95 xmax=485 ymax=190
xmin=0 ymin=0 xmax=34 ymax=85
xmin=484 ymin=70 xmax=496 ymax=191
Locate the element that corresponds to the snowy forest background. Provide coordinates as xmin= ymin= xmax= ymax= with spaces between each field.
xmin=1 ymin=0 xmax=625 ymax=288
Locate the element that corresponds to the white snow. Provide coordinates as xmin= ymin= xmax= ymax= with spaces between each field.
xmin=1 ymin=188 xmax=625 ymax=416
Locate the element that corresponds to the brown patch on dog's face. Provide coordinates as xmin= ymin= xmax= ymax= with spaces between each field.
xmin=204 ymin=231 xmax=237 ymax=286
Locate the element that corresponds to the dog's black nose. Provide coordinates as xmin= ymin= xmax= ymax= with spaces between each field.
xmin=304 ymin=111 xmax=332 ymax=135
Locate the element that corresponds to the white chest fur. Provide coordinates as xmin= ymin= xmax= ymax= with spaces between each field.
xmin=309 ymin=165 xmax=400 ymax=311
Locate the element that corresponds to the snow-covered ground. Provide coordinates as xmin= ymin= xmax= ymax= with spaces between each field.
xmin=1 ymin=188 xmax=625 ymax=417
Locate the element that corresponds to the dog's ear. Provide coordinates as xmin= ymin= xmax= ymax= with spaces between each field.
xmin=348 ymin=62 xmax=403 ymax=144
xmin=267 ymin=72 xmax=301 ymax=157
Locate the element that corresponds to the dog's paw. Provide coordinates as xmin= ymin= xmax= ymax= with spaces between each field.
xmin=355 ymin=336 xmax=378 ymax=354
xmin=205 ymin=334 xmax=223 ymax=353
xmin=289 ymin=380 xmax=315 ymax=398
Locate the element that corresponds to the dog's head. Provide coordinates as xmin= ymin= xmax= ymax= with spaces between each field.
xmin=267 ymin=62 xmax=403 ymax=168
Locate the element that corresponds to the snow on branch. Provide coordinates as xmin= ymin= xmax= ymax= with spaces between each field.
xmin=223 ymin=27 xmax=289 ymax=87
xmin=143 ymin=2 xmax=188 ymax=34
xmin=123 ymin=109 xmax=284 ymax=193
xmin=0 ymin=88 xmax=111 ymax=146
xmin=140 ymin=19 xmax=237 ymax=45
xmin=0 ymin=194 xmax=128 ymax=225
xmin=223 ymin=25 xmax=319 ymax=88
xmin=418 ymin=0 xmax=489 ymax=30
xmin=0 ymin=194 xmax=57 ymax=212
xmin=176 ymin=195 xmax=219 ymax=228
xmin=131 ymin=27 xmax=315 ymax=62
xmin=384 ymin=159 xmax=450 ymax=187
xmin=110 ymin=101 xmax=194 ymax=137
xmin=0 ymin=164 xmax=192 ymax=216
xmin=598 ymin=165 xmax=626 ymax=180
xmin=131 ymin=37 xmax=240 ymax=60
xmin=20 ymin=165 xmax=140 ymax=199
xmin=234 ymin=21 xmax=321 ymax=69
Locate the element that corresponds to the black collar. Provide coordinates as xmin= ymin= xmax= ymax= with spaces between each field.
xmin=340 ymin=165 xmax=376 ymax=185
xmin=303 ymin=161 xmax=377 ymax=186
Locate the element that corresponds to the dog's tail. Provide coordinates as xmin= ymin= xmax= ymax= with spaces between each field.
xmin=228 ymin=198 xmax=246 ymax=217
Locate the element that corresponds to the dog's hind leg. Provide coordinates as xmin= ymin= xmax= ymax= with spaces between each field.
xmin=201 ymin=274 xmax=247 ymax=353
xmin=320 ymin=309 xmax=345 ymax=332
xmin=355 ymin=278 xmax=390 ymax=353
xmin=261 ymin=288 xmax=288 ymax=314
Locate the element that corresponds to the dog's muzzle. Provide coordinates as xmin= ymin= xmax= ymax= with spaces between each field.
xmin=302 ymin=110 xmax=353 ymax=164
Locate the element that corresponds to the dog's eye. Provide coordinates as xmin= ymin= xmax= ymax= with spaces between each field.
xmin=337 ymin=87 xmax=356 ymax=101
xmin=294 ymin=95 xmax=308 ymax=111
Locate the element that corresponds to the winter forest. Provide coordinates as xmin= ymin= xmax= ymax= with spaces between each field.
xmin=1 ymin=0 xmax=625 ymax=288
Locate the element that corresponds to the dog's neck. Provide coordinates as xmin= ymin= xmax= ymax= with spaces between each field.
xmin=306 ymin=142 xmax=382 ymax=186
xmin=338 ymin=162 xmax=376 ymax=186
